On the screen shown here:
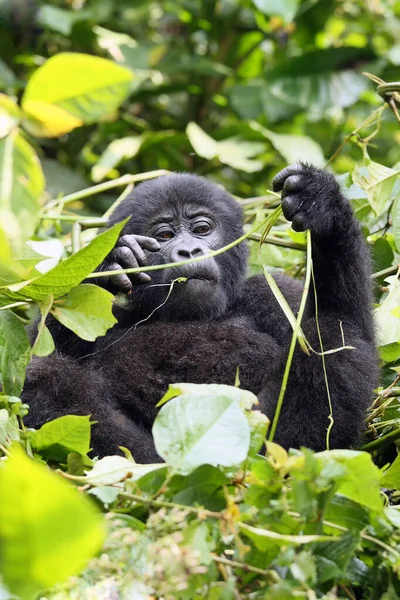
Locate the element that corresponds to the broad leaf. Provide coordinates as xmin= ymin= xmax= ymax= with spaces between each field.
xmin=352 ymin=162 xmax=398 ymax=216
xmin=22 ymin=53 xmax=133 ymax=137
xmin=374 ymin=276 xmax=400 ymax=352
xmin=82 ymin=456 xmax=164 ymax=486
xmin=92 ymin=135 xmax=145 ymax=182
xmin=32 ymin=415 xmax=92 ymax=461
xmin=153 ymin=393 xmax=250 ymax=474
xmin=251 ymin=122 xmax=325 ymax=167
xmin=51 ymin=284 xmax=117 ymax=341
xmin=316 ymin=450 xmax=382 ymax=512
xmin=5 ymin=219 xmax=128 ymax=301
xmin=0 ymin=131 xmax=44 ymax=242
xmin=0 ymin=311 xmax=30 ymax=396
xmin=0 ymin=446 xmax=105 ymax=600
xmin=381 ymin=454 xmax=400 ymax=489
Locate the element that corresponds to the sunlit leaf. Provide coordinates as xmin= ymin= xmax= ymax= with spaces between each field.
xmin=0 ymin=311 xmax=30 ymax=396
xmin=33 ymin=415 xmax=92 ymax=461
xmin=0 ymin=445 xmax=105 ymax=599
xmin=51 ymin=284 xmax=117 ymax=341
xmin=22 ymin=53 xmax=133 ymax=137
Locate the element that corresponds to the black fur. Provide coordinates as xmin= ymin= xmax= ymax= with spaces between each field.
xmin=23 ymin=167 xmax=378 ymax=462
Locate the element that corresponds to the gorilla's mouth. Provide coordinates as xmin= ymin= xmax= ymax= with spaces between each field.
xmin=169 ymin=261 xmax=219 ymax=284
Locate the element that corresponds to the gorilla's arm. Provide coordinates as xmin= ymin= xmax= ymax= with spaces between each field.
xmin=23 ymin=354 xmax=161 ymax=462
xmin=246 ymin=164 xmax=378 ymax=450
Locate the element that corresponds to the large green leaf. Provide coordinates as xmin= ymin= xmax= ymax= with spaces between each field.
xmin=316 ymin=450 xmax=382 ymax=512
xmin=51 ymin=284 xmax=117 ymax=341
xmin=153 ymin=392 xmax=250 ymax=474
xmin=186 ymin=122 xmax=264 ymax=173
xmin=92 ymin=135 xmax=145 ymax=182
xmin=0 ymin=311 xmax=30 ymax=396
xmin=352 ymin=162 xmax=398 ymax=216
xmin=22 ymin=53 xmax=133 ymax=137
xmin=5 ymin=219 xmax=127 ymax=301
xmin=0 ymin=131 xmax=44 ymax=242
xmin=0 ymin=445 xmax=105 ymax=600
xmin=251 ymin=122 xmax=325 ymax=166
xmin=374 ymin=276 xmax=400 ymax=355
xmin=32 ymin=415 xmax=92 ymax=462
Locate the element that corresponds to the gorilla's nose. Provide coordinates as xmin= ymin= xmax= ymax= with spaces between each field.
xmin=173 ymin=245 xmax=204 ymax=261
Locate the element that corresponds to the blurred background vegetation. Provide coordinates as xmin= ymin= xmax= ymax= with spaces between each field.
xmin=1 ymin=0 xmax=399 ymax=205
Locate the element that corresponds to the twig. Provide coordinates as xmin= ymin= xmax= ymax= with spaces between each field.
xmin=361 ymin=426 xmax=400 ymax=451
xmin=118 ymin=491 xmax=222 ymax=518
xmin=210 ymin=554 xmax=278 ymax=580
xmin=248 ymin=232 xmax=306 ymax=251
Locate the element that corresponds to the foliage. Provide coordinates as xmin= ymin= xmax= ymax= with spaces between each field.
xmin=1 ymin=0 xmax=400 ymax=597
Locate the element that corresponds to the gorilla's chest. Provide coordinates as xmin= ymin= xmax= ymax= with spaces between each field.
xmin=96 ymin=319 xmax=278 ymax=404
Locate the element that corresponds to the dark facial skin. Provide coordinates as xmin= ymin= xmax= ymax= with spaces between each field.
xmin=102 ymin=204 xmax=229 ymax=320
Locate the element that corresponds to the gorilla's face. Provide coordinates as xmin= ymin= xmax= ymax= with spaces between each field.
xmin=145 ymin=204 xmax=227 ymax=319
xmin=109 ymin=173 xmax=248 ymax=322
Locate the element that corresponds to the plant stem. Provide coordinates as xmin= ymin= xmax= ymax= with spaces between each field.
xmin=361 ymin=426 xmax=400 ymax=451
xmin=118 ymin=491 xmax=222 ymax=518
xmin=268 ymin=229 xmax=312 ymax=442
xmin=44 ymin=170 xmax=170 ymax=211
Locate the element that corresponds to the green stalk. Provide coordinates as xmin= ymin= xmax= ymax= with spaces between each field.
xmin=269 ymin=229 xmax=312 ymax=443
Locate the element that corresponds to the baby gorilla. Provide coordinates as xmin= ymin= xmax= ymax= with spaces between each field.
xmin=23 ymin=165 xmax=378 ymax=462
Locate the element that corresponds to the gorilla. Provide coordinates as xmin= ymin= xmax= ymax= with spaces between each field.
xmin=23 ymin=164 xmax=378 ymax=462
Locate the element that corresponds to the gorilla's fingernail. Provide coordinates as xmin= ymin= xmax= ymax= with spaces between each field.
xmin=139 ymin=273 xmax=152 ymax=283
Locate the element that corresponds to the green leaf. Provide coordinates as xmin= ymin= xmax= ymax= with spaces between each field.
xmin=158 ymin=382 xmax=258 ymax=410
xmin=51 ymin=284 xmax=117 ymax=341
xmin=0 ymin=311 xmax=30 ymax=396
xmin=316 ymin=450 xmax=382 ymax=512
xmin=186 ymin=122 xmax=218 ymax=160
xmin=381 ymin=454 xmax=400 ymax=489
xmin=22 ymin=53 xmax=133 ymax=137
xmin=92 ymin=135 xmax=145 ymax=182
xmin=352 ymin=162 xmax=398 ymax=216
xmin=6 ymin=219 xmax=128 ymax=301
xmin=186 ymin=122 xmax=264 ymax=172
xmin=170 ymin=464 xmax=228 ymax=510
xmin=250 ymin=122 xmax=325 ymax=167
xmin=239 ymin=522 xmax=334 ymax=550
xmin=375 ymin=276 xmax=400 ymax=347
xmin=153 ymin=393 xmax=250 ymax=474
xmin=0 ymin=93 xmax=21 ymax=138
xmin=37 ymin=5 xmax=90 ymax=35
xmin=0 ymin=131 xmax=44 ymax=242
xmin=0 ymin=445 xmax=105 ymax=600
xmin=391 ymin=191 xmax=400 ymax=251
xmin=82 ymin=456 xmax=165 ymax=486
xmin=251 ymin=0 xmax=300 ymax=21
xmin=32 ymin=415 xmax=92 ymax=461
xmin=31 ymin=323 xmax=55 ymax=357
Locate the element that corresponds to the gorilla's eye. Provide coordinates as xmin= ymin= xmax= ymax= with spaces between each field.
xmin=157 ymin=230 xmax=174 ymax=240
xmin=193 ymin=222 xmax=211 ymax=235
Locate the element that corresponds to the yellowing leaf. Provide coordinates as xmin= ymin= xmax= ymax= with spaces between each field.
xmin=23 ymin=100 xmax=83 ymax=137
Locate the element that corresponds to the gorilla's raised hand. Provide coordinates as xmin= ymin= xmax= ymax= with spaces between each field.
xmin=273 ymin=163 xmax=350 ymax=238
xmin=102 ymin=234 xmax=160 ymax=293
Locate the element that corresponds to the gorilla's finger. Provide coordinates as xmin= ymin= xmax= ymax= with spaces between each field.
xmin=292 ymin=212 xmax=306 ymax=232
xmin=132 ymin=235 xmax=161 ymax=252
xmin=272 ymin=164 xmax=303 ymax=192
xmin=114 ymin=246 xmax=140 ymax=269
xmin=108 ymin=262 xmax=133 ymax=293
xmin=282 ymin=175 xmax=301 ymax=198
xmin=281 ymin=195 xmax=301 ymax=221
